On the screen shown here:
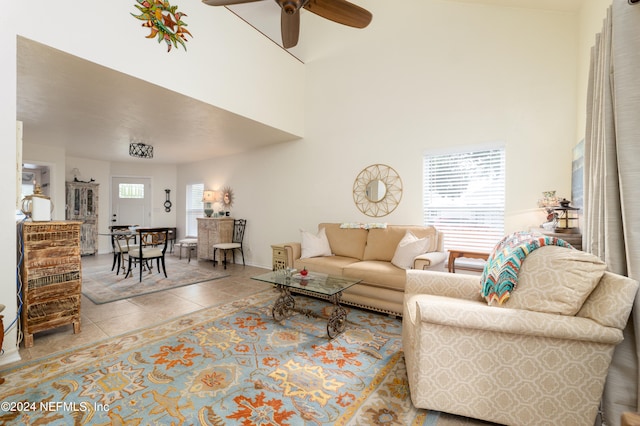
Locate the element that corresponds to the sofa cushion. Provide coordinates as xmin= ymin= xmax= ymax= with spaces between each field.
xmin=507 ymin=245 xmax=606 ymax=315
xmin=300 ymin=227 xmax=332 ymax=259
xmin=343 ymin=261 xmax=406 ymax=291
xmin=363 ymin=225 xmax=438 ymax=261
xmin=294 ymin=255 xmax=358 ymax=277
xmin=391 ymin=231 xmax=431 ymax=270
xmin=319 ymin=223 xmax=368 ymax=260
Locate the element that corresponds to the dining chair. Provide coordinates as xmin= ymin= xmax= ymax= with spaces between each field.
xmin=110 ymin=225 xmax=137 ymax=274
xmin=213 ymin=219 xmax=246 ymax=269
xmin=125 ymin=227 xmax=170 ymax=282
xmin=113 ymin=232 xmax=137 ymax=275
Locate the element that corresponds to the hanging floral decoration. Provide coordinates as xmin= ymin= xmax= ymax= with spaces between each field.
xmin=131 ymin=0 xmax=192 ymax=52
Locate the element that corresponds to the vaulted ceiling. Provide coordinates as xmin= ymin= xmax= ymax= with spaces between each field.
xmin=17 ymin=37 xmax=300 ymax=164
xmin=16 ymin=0 xmax=582 ymax=164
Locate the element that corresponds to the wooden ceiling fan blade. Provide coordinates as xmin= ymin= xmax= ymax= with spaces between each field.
xmin=303 ymin=0 xmax=372 ymax=28
xmin=281 ymin=8 xmax=300 ymax=48
xmin=202 ymin=0 xmax=263 ymax=6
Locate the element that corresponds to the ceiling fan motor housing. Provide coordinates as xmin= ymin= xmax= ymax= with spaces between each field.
xmin=276 ymin=0 xmax=308 ymax=14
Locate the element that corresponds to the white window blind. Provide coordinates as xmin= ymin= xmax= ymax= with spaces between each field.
xmin=118 ymin=183 xmax=144 ymax=199
xmin=423 ymin=147 xmax=505 ymax=252
xmin=186 ymin=183 xmax=204 ymax=237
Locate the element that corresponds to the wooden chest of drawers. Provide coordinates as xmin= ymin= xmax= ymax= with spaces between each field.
xmin=19 ymin=221 xmax=83 ymax=348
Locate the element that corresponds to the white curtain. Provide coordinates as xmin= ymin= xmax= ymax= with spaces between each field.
xmin=585 ymin=2 xmax=640 ymax=425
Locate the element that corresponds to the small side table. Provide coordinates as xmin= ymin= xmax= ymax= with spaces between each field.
xmin=448 ymin=250 xmax=489 ymax=273
xmin=271 ymin=245 xmax=289 ymax=271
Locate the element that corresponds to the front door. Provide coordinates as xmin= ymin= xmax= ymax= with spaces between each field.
xmin=111 ymin=177 xmax=151 ymax=228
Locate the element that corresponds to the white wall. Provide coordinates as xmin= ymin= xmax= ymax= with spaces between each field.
xmin=180 ymin=1 xmax=583 ymax=269
xmin=1 ymin=3 xmax=20 ymax=364
xmin=14 ymin=0 xmax=305 ymax=137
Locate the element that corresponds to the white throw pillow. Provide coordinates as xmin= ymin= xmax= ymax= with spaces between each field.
xmin=300 ymin=227 xmax=332 ymax=259
xmin=391 ymin=231 xmax=430 ymax=270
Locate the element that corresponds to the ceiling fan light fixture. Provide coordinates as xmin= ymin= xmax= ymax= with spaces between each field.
xmin=129 ymin=142 xmax=154 ymax=159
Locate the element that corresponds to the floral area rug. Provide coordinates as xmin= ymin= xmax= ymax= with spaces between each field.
xmin=0 ymin=290 xmax=466 ymax=425
xmin=81 ymin=256 xmax=229 ymax=304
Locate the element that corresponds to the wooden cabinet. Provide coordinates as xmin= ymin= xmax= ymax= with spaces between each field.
xmin=66 ymin=182 xmax=99 ymax=255
xmin=197 ymin=218 xmax=233 ymax=260
xmin=19 ymin=221 xmax=82 ymax=348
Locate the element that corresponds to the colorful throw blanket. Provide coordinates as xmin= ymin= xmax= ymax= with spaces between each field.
xmin=480 ymin=231 xmax=573 ymax=305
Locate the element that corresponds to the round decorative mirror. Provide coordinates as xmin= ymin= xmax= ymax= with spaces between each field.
xmin=353 ymin=164 xmax=403 ymax=217
xmin=221 ymin=186 xmax=234 ymax=209
xmin=366 ymin=179 xmax=387 ymax=202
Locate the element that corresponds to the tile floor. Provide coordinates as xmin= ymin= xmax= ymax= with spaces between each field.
xmin=10 ymin=253 xmax=271 ymax=367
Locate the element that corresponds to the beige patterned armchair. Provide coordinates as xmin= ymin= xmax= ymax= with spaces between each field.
xmin=403 ymin=246 xmax=638 ymax=426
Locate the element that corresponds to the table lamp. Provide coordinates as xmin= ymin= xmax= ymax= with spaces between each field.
xmin=202 ymin=190 xmax=216 ymax=217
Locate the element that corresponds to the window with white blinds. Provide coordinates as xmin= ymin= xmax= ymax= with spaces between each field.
xmin=423 ymin=147 xmax=505 ymax=252
xmin=186 ymin=183 xmax=204 ymax=237
xmin=118 ymin=183 xmax=144 ymax=199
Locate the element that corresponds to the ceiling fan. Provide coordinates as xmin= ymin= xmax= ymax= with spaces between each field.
xmin=202 ymin=0 xmax=372 ymax=48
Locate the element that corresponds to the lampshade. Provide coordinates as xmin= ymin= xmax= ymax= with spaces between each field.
xmin=202 ymin=190 xmax=216 ymax=202
xmin=129 ymin=142 xmax=154 ymax=159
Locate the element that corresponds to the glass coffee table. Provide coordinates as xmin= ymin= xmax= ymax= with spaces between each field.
xmin=252 ymin=270 xmax=360 ymax=338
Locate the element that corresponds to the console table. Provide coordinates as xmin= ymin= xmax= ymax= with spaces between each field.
xmin=196 ymin=217 xmax=234 ymax=260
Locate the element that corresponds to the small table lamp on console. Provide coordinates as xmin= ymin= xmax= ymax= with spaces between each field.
xmin=202 ymin=190 xmax=216 ymax=217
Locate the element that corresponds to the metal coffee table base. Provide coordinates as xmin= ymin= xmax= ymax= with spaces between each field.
xmin=272 ymin=284 xmax=348 ymax=339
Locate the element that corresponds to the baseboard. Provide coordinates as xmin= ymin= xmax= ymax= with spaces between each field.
xmin=0 ymin=347 xmax=22 ymax=367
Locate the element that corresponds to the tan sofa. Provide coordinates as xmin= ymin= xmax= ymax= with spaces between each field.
xmin=278 ymin=223 xmax=446 ymax=315
xmin=403 ymin=246 xmax=639 ymax=426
